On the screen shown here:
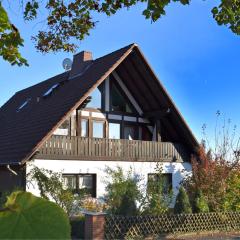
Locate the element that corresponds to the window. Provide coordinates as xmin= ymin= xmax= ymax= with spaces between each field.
xmin=124 ymin=125 xmax=137 ymax=140
xmin=53 ymin=118 xmax=70 ymax=136
xmin=43 ymin=83 xmax=60 ymax=97
xmin=17 ymin=98 xmax=31 ymax=112
xmin=148 ymin=173 xmax=172 ymax=194
xmin=109 ymin=122 xmax=121 ymax=139
xmin=141 ymin=126 xmax=153 ymax=141
xmin=85 ymin=83 xmax=104 ymax=109
xmin=62 ymin=174 xmax=97 ymax=197
xmin=63 ymin=175 xmax=77 ymax=190
xmin=110 ymin=80 xmax=135 ymax=113
xmin=81 ymin=119 xmax=88 ymax=137
xmin=92 ymin=121 xmax=104 ymax=138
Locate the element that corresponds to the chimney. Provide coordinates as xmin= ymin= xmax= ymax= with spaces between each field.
xmin=69 ymin=51 xmax=93 ymax=79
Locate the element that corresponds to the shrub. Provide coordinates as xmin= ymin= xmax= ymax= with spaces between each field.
xmin=183 ymin=114 xmax=240 ymax=212
xmin=0 ymin=191 xmax=71 ymax=239
xmin=192 ymin=189 xmax=209 ymax=213
xmin=223 ymin=170 xmax=240 ymax=211
xmin=80 ymin=196 xmax=108 ymax=213
xmin=174 ymin=187 xmax=192 ymax=214
xmin=0 ymin=191 xmax=10 ymax=208
xmin=27 ymin=166 xmax=80 ymax=216
xmin=141 ymin=163 xmax=172 ymax=215
xmin=104 ymin=166 xmax=142 ymax=215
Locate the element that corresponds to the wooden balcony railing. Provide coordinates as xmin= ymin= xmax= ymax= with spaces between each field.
xmin=35 ymin=136 xmax=190 ymax=162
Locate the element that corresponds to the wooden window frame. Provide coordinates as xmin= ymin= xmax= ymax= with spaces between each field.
xmin=91 ymin=119 xmax=106 ymax=139
xmin=79 ymin=118 xmax=89 ymax=138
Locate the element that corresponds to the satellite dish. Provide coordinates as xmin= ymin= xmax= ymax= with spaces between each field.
xmin=62 ymin=58 xmax=72 ymax=71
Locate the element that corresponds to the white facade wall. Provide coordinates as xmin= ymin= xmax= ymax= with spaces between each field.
xmin=26 ymin=159 xmax=191 ymax=203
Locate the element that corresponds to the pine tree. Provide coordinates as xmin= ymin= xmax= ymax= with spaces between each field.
xmin=193 ymin=189 xmax=209 ymax=213
xmin=174 ymin=187 xmax=192 ymax=214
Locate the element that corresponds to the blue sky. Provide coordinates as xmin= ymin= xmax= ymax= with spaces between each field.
xmin=1 ymin=0 xmax=240 ymax=142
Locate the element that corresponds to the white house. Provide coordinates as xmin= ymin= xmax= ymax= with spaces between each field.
xmin=0 ymin=43 xmax=198 ymax=201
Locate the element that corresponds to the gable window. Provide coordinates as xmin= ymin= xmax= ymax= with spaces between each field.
xmin=81 ymin=119 xmax=88 ymax=137
xmin=109 ymin=122 xmax=121 ymax=139
xmin=92 ymin=121 xmax=105 ymax=138
xmin=141 ymin=126 xmax=153 ymax=141
xmin=148 ymin=173 xmax=172 ymax=194
xmin=62 ymin=174 xmax=97 ymax=197
xmin=110 ymin=79 xmax=135 ymax=113
xmin=85 ymin=83 xmax=104 ymax=110
xmin=124 ymin=125 xmax=138 ymax=140
xmin=53 ymin=118 xmax=70 ymax=136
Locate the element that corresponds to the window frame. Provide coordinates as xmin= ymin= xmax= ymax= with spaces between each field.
xmin=108 ymin=121 xmax=122 ymax=139
xmin=80 ymin=118 xmax=89 ymax=138
xmin=91 ymin=119 xmax=106 ymax=139
xmin=147 ymin=173 xmax=173 ymax=194
xmin=109 ymin=76 xmax=137 ymax=115
xmin=62 ymin=173 xmax=97 ymax=197
xmin=123 ymin=123 xmax=138 ymax=140
xmin=84 ymin=82 xmax=105 ymax=110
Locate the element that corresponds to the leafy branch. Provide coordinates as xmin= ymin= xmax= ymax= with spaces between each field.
xmin=0 ymin=0 xmax=240 ymax=66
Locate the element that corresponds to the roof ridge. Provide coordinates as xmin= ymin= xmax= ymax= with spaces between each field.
xmin=95 ymin=43 xmax=136 ymax=61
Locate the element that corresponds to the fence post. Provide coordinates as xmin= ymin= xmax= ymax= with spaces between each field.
xmin=85 ymin=213 xmax=106 ymax=240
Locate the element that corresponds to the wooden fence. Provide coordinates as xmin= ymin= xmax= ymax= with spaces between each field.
xmin=104 ymin=213 xmax=240 ymax=239
xmin=36 ymin=136 xmax=189 ymax=162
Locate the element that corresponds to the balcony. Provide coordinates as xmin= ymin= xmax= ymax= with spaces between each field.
xmin=35 ymin=136 xmax=190 ymax=162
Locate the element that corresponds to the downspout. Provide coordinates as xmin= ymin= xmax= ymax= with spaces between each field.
xmin=6 ymin=165 xmax=18 ymax=176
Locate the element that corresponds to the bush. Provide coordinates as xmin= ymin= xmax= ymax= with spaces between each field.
xmin=104 ymin=166 xmax=142 ymax=215
xmin=183 ymin=114 xmax=240 ymax=212
xmin=193 ymin=189 xmax=209 ymax=213
xmin=174 ymin=187 xmax=192 ymax=214
xmin=0 ymin=191 xmax=71 ymax=239
xmin=0 ymin=191 xmax=9 ymax=208
xmin=223 ymin=171 xmax=240 ymax=211
xmin=141 ymin=163 xmax=172 ymax=215
xmin=70 ymin=215 xmax=85 ymax=240
xmin=80 ymin=197 xmax=108 ymax=213
xmin=27 ymin=166 xmax=80 ymax=216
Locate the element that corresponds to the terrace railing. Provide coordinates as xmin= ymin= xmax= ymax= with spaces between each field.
xmin=35 ymin=136 xmax=189 ymax=162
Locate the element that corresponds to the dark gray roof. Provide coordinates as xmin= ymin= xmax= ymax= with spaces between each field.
xmin=0 ymin=43 xmax=198 ymax=165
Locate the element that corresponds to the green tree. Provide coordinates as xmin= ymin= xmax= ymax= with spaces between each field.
xmin=27 ymin=166 xmax=80 ymax=216
xmin=0 ymin=4 xmax=27 ymax=66
xmin=0 ymin=191 xmax=71 ymax=239
xmin=183 ymin=113 xmax=240 ymax=212
xmin=142 ymin=163 xmax=172 ymax=215
xmin=223 ymin=170 xmax=240 ymax=211
xmin=192 ymin=189 xmax=209 ymax=213
xmin=174 ymin=186 xmax=192 ymax=214
xmin=0 ymin=0 xmax=239 ymax=66
xmin=104 ymin=166 xmax=142 ymax=215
